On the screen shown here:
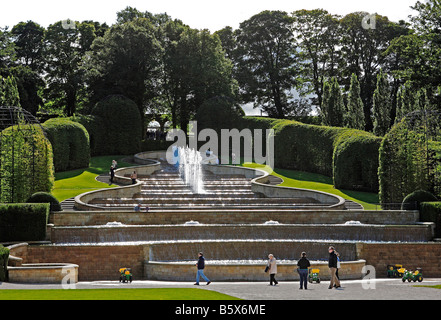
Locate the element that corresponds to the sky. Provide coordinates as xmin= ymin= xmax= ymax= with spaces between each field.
xmin=1 ymin=0 xmax=418 ymax=31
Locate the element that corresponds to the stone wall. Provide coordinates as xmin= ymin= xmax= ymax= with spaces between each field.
xmin=50 ymin=224 xmax=434 ymax=244
xmin=357 ymin=242 xmax=441 ymax=278
xmin=8 ymin=241 xmax=441 ymax=282
xmin=20 ymin=245 xmax=146 ymax=281
xmin=51 ymin=210 xmax=420 ymax=227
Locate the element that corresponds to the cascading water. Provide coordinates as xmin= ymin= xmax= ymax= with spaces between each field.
xmin=178 ymin=146 xmax=205 ymax=194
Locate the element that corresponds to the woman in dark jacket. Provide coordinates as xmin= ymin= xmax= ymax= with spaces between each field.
xmin=297 ymin=252 xmax=311 ymax=290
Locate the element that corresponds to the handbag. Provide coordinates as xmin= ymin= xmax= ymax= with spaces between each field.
xmin=264 ymin=265 xmax=269 ymax=273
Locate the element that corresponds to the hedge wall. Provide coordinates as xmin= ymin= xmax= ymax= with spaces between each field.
xmin=69 ymin=114 xmax=106 ymax=156
xmin=0 ymin=124 xmax=54 ymax=203
xmin=236 ymin=117 xmax=381 ymax=192
xmin=333 ymin=130 xmax=382 ymax=192
xmin=0 ymin=203 xmax=50 ymax=241
xmin=91 ymin=95 xmax=142 ymax=155
xmin=43 ymin=118 xmax=90 ymax=172
xmin=420 ymin=202 xmax=441 ymax=238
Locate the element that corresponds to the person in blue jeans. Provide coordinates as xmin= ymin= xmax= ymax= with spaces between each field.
xmin=297 ymin=252 xmax=311 ymax=289
xmin=194 ymin=252 xmax=211 ymax=285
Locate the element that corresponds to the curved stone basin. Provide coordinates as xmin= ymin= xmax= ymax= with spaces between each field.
xmin=7 ymin=263 xmax=79 ymax=284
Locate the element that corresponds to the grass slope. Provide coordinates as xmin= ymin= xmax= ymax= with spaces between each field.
xmin=241 ymin=163 xmax=380 ymax=210
xmin=52 ymin=155 xmax=136 ymax=202
xmin=0 ymin=288 xmax=241 ymax=300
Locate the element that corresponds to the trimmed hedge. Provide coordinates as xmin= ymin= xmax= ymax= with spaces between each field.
xmin=193 ymin=111 xmax=381 ymax=193
xmin=379 ymin=119 xmax=441 ymax=205
xmin=333 ymin=131 xmax=382 ymax=192
xmin=0 ymin=203 xmax=50 ymax=241
xmin=69 ymin=114 xmax=106 ymax=156
xmin=402 ymin=190 xmax=438 ymax=210
xmin=43 ymin=118 xmax=91 ymax=172
xmin=0 ymin=245 xmax=9 ymax=281
xmin=27 ymin=192 xmax=62 ymax=212
xmin=271 ymin=120 xmax=380 ymax=192
xmin=0 ymin=124 xmax=55 ymax=203
xmin=420 ymin=202 xmax=441 ymax=238
xmin=91 ymin=95 xmax=142 ymax=155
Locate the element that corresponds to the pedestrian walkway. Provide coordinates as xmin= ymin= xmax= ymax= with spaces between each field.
xmin=1 ymin=279 xmax=440 ymax=300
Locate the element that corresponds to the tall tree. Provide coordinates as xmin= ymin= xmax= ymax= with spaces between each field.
xmin=84 ymin=18 xmax=162 ymax=120
xmin=0 ymin=27 xmax=15 ymax=77
xmin=43 ymin=20 xmax=100 ymax=116
xmin=10 ymin=21 xmax=45 ymax=115
xmin=345 ymin=73 xmax=365 ymax=130
xmin=321 ymin=77 xmax=344 ymax=127
xmin=235 ymin=10 xmax=298 ymax=118
xmin=291 ymin=9 xmax=341 ymax=109
xmin=0 ymin=75 xmax=21 ymax=106
xmin=372 ymin=69 xmax=392 ymax=136
xmin=340 ymin=12 xmax=407 ymax=131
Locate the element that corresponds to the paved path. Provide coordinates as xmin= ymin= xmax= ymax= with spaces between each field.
xmin=1 ymin=279 xmax=441 ymax=300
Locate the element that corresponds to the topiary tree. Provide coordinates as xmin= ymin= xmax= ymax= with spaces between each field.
xmin=401 ymin=190 xmax=438 ymax=210
xmin=27 ymin=192 xmax=62 ymax=212
xmin=42 ymin=118 xmax=90 ymax=172
xmin=0 ymin=107 xmax=55 ymax=203
xmin=91 ymin=95 xmax=142 ymax=155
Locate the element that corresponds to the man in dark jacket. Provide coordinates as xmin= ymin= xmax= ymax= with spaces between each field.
xmin=328 ymin=246 xmax=341 ymax=289
xmin=297 ymin=252 xmax=311 ymax=290
xmin=194 ymin=252 xmax=211 ymax=285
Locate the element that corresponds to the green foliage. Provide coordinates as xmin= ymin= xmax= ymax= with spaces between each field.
xmin=0 ymin=124 xmax=54 ymax=203
xmin=372 ymin=69 xmax=392 ymax=136
xmin=69 ymin=114 xmax=106 ymax=156
xmin=379 ymin=118 xmax=441 ymax=206
xmin=0 ymin=75 xmax=21 ymax=107
xmin=0 ymin=203 xmax=49 ymax=241
xmin=321 ymin=77 xmax=344 ymax=127
xmin=196 ymin=96 xmax=243 ymax=133
xmin=27 ymin=191 xmax=62 ymax=212
xmin=333 ymin=131 xmax=382 ymax=192
xmin=91 ymin=95 xmax=142 ymax=155
xmin=402 ymin=190 xmax=438 ymax=210
xmin=244 ymin=117 xmax=381 ymax=192
xmin=42 ymin=118 xmax=90 ymax=172
xmin=235 ymin=10 xmax=298 ymax=118
xmin=0 ymin=245 xmax=9 ymax=282
xmin=420 ymin=202 xmax=441 ymax=238
xmin=345 ymin=74 xmax=365 ymax=130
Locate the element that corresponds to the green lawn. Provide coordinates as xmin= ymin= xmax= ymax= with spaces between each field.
xmin=0 ymin=288 xmax=241 ymax=300
xmin=241 ymin=162 xmax=380 ymax=210
xmin=52 ymin=155 xmax=136 ymax=202
xmin=413 ymin=285 xmax=441 ymax=290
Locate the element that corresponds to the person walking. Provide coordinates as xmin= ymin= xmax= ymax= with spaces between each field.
xmin=335 ymin=251 xmax=341 ymax=286
xmin=297 ymin=252 xmax=311 ymax=290
xmin=194 ymin=252 xmax=211 ymax=286
xmin=131 ymin=171 xmax=137 ymax=184
xmin=267 ymin=254 xmax=278 ymax=286
xmin=109 ymin=166 xmax=115 ymax=184
xmin=328 ymin=246 xmax=341 ymax=289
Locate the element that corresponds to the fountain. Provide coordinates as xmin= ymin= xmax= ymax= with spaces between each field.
xmin=178 ymin=147 xmax=205 ymax=194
